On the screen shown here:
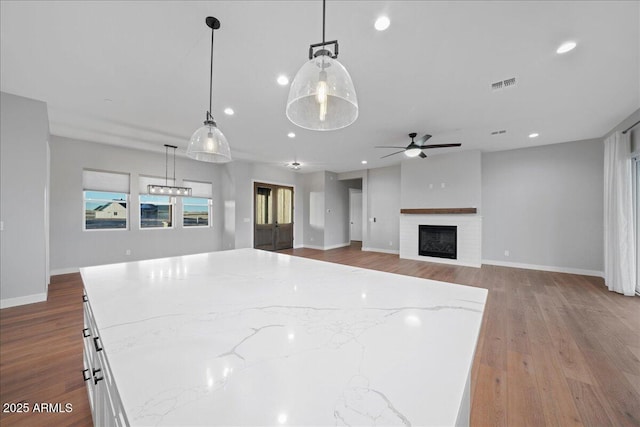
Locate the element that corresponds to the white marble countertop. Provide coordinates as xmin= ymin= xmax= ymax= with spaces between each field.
xmin=80 ymin=248 xmax=487 ymax=426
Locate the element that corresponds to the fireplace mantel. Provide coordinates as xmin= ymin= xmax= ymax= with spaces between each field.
xmin=401 ymin=208 xmax=477 ymax=215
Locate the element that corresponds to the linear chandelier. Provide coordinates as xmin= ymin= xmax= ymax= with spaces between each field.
xmin=148 ymin=144 xmax=192 ymax=196
xmin=286 ymin=0 xmax=358 ymax=131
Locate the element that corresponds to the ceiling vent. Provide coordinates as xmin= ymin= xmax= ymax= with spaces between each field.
xmin=491 ymin=130 xmax=507 ymax=135
xmin=491 ymin=77 xmax=517 ymax=91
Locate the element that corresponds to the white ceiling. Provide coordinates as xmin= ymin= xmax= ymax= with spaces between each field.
xmin=1 ymin=1 xmax=638 ymax=173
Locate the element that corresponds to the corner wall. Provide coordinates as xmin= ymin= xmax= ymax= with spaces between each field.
xmin=482 ymin=139 xmax=604 ymax=275
xmin=0 ymin=92 xmax=50 ymax=307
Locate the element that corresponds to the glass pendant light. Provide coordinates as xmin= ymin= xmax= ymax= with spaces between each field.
xmin=286 ymin=0 xmax=358 ymax=131
xmin=187 ymin=17 xmax=231 ymax=163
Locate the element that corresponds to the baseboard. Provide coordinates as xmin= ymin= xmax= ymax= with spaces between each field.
xmin=324 ymin=242 xmax=351 ymax=250
xmin=482 ymin=259 xmax=604 ymax=278
xmin=0 ymin=292 xmax=47 ymax=309
xmin=293 ymin=244 xmax=304 ymax=249
xmin=51 ymin=267 xmax=80 ymax=276
xmin=362 ymin=247 xmax=400 ymax=255
xmin=302 ymin=242 xmax=351 ymax=250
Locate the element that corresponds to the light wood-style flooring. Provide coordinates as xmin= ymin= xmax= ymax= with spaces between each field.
xmin=1 ymin=244 xmax=638 ymax=426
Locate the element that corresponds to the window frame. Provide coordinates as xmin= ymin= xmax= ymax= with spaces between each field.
xmin=182 ymin=196 xmax=213 ymax=228
xmin=139 ymin=194 xmax=176 ymax=230
xmin=83 ymin=191 xmax=129 ymax=232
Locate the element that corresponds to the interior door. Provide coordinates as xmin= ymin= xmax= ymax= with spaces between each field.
xmin=254 ymin=182 xmax=294 ymax=251
xmin=349 ymin=189 xmax=363 ymax=241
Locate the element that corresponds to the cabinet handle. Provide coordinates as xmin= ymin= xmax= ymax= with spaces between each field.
xmin=82 ymin=369 xmax=90 ymax=382
xmin=82 ymin=295 xmax=88 ymax=302
xmin=93 ymin=368 xmax=103 ymax=385
xmin=82 ymin=328 xmax=90 ymax=338
xmin=93 ymin=336 xmax=103 ymax=352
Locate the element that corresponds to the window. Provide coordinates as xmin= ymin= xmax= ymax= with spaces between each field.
xmin=84 ymin=191 xmax=128 ymax=230
xmin=183 ymin=197 xmax=211 ymax=227
xmin=140 ymin=195 xmax=174 ymax=229
xmin=83 ymin=170 xmax=130 ymax=231
xmin=182 ymin=180 xmax=213 ymax=228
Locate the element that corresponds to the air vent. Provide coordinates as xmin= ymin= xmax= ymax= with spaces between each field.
xmin=491 ymin=77 xmax=517 ymax=91
xmin=490 ymin=130 xmax=507 ymax=135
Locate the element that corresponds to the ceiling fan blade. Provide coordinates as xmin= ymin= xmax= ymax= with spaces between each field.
xmin=419 ymin=152 xmax=427 ymax=159
xmin=416 ymin=134 xmax=433 ymax=144
xmin=380 ymin=150 xmax=405 ymax=159
xmin=419 ymin=143 xmax=462 ymax=149
xmin=375 ymin=146 xmax=407 ymax=149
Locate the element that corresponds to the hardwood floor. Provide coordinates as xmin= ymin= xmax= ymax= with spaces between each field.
xmin=1 ymin=245 xmax=638 ymax=426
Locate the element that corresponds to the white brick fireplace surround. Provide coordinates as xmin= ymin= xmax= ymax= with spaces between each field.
xmin=400 ymin=214 xmax=482 ymax=268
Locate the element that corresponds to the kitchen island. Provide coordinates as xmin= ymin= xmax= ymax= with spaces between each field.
xmin=80 ymin=248 xmax=487 ymax=426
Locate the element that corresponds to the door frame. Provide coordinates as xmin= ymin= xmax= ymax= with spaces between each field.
xmin=251 ymin=179 xmax=296 ymax=250
xmin=348 ymin=188 xmax=363 ymax=242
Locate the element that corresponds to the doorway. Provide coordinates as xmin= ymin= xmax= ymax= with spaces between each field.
xmin=254 ymin=182 xmax=294 ymax=251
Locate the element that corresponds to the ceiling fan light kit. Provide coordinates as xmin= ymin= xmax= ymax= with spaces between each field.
xmin=376 ymin=132 xmax=462 ymax=159
xmin=186 ymin=16 xmax=232 ymax=163
xmin=286 ymin=0 xmax=358 ymax=131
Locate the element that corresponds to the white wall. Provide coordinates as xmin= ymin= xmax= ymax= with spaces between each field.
xmin=365 ymin=165 xmax=401 ymax=253
xmin=0 ymin=92 xmax=50 ymax=307
xmin=401 ymin=150 xmax=481 ymax=211
xmin=49 ymin=136 xmax=224 ymax=272
xmin=482 ymin=139 xmax=604 ymax=274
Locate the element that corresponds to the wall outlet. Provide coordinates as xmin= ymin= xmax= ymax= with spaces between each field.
xmin=125 ymin=249 xmax=131 ymax=256
xmin=429 ymin=184 xmax=433 ymax=189
xmin=441 ymin=183 xmax=446 ymax=188
xmin=243 ymin=218 xmax=250 ymax=223
xmin=310 ymin=237 xmax=314 ymax=242
xmin=504 ymin=250 xmax=510 ymax=257
xmin=389 ymin=241 xmax=393 ymax=246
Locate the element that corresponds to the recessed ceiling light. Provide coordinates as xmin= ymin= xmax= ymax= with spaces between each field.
xmin=529 ymin=133 xmax=539 ymax=138
xmin=287 ymin=132 xmax=296 ymax=138
xmin=556 ymin=41 xmax=576 ymax=54
xmin=277 ymin=75 xmax=289 ymax=86
xmin=224 ymin=107 xmax=234 ymax=115
xmin=374 ymin=16 xmax=390 ymax=31
xmin=361 ymin=160 xmax=368 ymax=164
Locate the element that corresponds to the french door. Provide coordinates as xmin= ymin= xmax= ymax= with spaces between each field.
xmin=254 ymin=182 xmax=294 ymax=251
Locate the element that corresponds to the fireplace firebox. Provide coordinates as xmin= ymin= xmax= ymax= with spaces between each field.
xmin=419 ymin=225 xmax=457 ymax=259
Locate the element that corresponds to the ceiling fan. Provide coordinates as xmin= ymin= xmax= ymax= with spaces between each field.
xmin=376 ymin=133 xmax=462 ymax=159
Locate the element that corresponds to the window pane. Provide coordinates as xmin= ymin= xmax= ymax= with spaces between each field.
xmin=277 ymin=188 xmax=292 ymax=224
xmin=183 ymin=197 xmax=210 ymax=227
xmin=84 ymin=191 xmax=128 ymax=230
xmin=140 ymin=195 xmax=173 ymax=228
xmin=256 ymin=187 xmax=273 ymax=225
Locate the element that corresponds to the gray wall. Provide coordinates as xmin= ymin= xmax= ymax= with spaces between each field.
xmin=482 ymin=139 xmax=604 ymax=271
xmin=401 ymin=150 xmax=481 ymax=211
xmin=302 ymin=171 xmax=325 ymax=247
xmin=324 ymin=172 xmax=350 ymax=248
xmin=366 ymin=165 xmax=401 ymax=252
xmin=0 ymin=92 xmax=50 ymax=304
xmin=50 ymin=136 xmax=224 ymax=271
xmin=222 ymin=161 xmax=303 ymax=249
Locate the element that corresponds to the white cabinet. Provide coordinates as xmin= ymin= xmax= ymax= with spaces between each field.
xmin=82 ymin=291 xmax=129 ymax=427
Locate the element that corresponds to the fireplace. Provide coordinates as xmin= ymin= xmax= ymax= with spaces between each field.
xmin=419 ymin=225 xmax=457 ymax=259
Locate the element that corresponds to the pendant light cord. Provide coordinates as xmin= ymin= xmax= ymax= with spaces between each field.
xmin=165 ymin=146 xmax=169 ymax=186
xmin=208 ymin=26 xmax=214 ymax=120
xmin=173 ymin=146 xmax=176 ymax=183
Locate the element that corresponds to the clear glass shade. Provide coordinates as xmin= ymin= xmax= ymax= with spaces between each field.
xmin=286 ymin=55 xmax=358 ymax=131
xmin=186 ymin=122 xmax=231 ymax=163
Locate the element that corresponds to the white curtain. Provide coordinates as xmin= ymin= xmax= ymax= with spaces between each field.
xmin=604 ymin=131 xmax=636 ymax=296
